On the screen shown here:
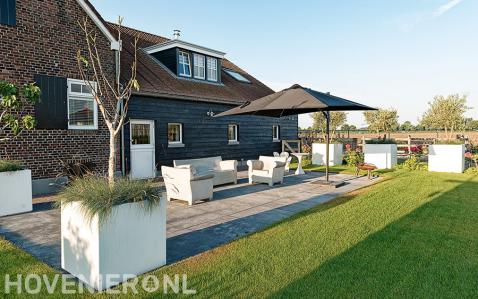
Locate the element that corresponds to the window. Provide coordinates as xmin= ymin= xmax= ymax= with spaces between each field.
xmin=178 ymin=51 xmax=191 ymax=77
xmin=131 ymin=123 xmax=151 ymax=145
xmin=273 ymin=125 xmax=280 ymax=141
xmin=207 ymin=57 xmax=218 ymax=82
xmin=228 ymin=124 xmax=238 ymax=143
xmin=168 ymin=123 xmax=183 ymax=144
xmin=193 ymin=53 xmax=205 ymax=79
xmin=67 ymin=79 xmax=97 ymax=130
xmin=224 ymin=69 xmax=251 ymax=83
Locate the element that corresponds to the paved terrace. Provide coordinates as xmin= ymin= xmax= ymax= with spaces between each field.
xmin=0 ymin=171 xmax=377 ymax=270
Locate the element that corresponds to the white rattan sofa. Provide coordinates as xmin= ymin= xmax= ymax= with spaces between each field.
xmin=173 ymin=156 xmax=237 ymax=186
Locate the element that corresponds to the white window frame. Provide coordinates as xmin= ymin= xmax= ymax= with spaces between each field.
xmin=178 ymin=50 xmax=191 ymax=77
xmin=273 ymin=125 xmax=280 ymax=142
xmin=228 ymin=124 xmax=238 ymax=144
xmin=67 ymin=78 xmax=98 ymax=130
xmin=168 ymin=123 xmax=183 ymax=145
xmin=207 ymin=57 xmax=218 ymax=82
xmin=193 ymin=53 xmax=205 ymax=80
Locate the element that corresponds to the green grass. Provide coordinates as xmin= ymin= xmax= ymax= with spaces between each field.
xmin=1 ymin=171 xmax=478 ymax=297
xmin=289 ymin=162 xmax=373 ymax=175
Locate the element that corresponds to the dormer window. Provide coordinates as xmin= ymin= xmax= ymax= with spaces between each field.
xmin=193 ymin=53 xmax=205 ymax=79
xmin=178 ymin=51 xmax=191 ymax=77
xmin=207 ymin=57 xmax=218 ymax=82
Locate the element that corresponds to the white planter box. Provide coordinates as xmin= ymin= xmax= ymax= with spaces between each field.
xmin=428 ymin=144 xmax=465 ymax=173
xmin=312 ymin=143 xmax=343 ymax=166
xmin=364 ymin=144 xmax=397 ymax=169
xmin=61 ymin=199 xmax=167 ymax=291
xmin=0 ymin=169 xmax=32 ymax=217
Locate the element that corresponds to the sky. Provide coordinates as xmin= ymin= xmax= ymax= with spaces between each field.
xmin=91 ymin=0 xmax=478 ymax=128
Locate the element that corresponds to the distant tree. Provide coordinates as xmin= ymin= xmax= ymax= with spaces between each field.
xmin=464 ymin=118 xmax=478 ymax=130
xmin=311 ymin=111 xmax=347 ymax=139
xmin=340 ymin=124 xmax=357 ymax=131
xmin=0 ymin=81 xmax=41 ymax=143
xmin=420 ymin=94 xmax=469 ymax=140
xmin=363 ymin=108 xmax=399 ymax=134
xmin=400 ymin=121 xmax=414 ymax=131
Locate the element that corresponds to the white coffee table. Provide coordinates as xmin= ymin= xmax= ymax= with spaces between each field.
xmin=291 ymin=153 xmax=309 ymax=175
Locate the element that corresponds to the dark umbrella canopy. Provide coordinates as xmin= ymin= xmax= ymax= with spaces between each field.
xmin=215 ymin=84 xmax=376 ymax=118
xmin=215 ymin=84 xmax=377 ymax=184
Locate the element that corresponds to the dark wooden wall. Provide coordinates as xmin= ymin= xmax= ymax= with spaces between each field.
xmin=125 ymin=95 xmax=298 ymax=171
xmin=152 ymin=48 xmax=177 ymax=74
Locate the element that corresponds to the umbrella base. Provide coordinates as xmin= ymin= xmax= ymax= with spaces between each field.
xmin=311 ymin=180 xmax=346 ymax=188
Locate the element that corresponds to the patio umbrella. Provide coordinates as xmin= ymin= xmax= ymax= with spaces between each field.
xmin=215 ymin=84 xmax=377 ymax=185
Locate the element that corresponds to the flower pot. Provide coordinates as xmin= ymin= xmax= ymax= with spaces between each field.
xmin=364 ymin=144 xmax=397 ymax=169
xmin=0 ymin=169 xmax=32 ymax=217
xmin=312 ymin=143 xmax=343 ymax=166
xmin=61 ymin=199 xmax=167 ymax=291
xmin=428 ymin=144 xmax=465 ymax=173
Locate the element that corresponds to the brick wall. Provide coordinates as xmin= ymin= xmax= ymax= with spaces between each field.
xmin=0 ymin=0 xmax=118 ymax=180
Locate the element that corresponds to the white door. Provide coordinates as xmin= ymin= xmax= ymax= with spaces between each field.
xmin=130 ymin=120 xmax=156 ymax=179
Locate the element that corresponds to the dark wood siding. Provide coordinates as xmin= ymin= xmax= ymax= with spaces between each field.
xmin=34 ymin=75 xmax=68 ymax=129
xmin=151 ymin=48 xmax=177 ymax=74
xmin=0 ymin=0 xmax=16 ymax=26
xmin=125 ymin=96 xmax=298 ymax=170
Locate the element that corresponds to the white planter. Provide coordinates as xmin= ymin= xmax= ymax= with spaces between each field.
xmin=312 ymin=143 xmax=343 ymax=166
xmin=0 ymin=169 xmax=32 ymax=217
xmin=61 ymin=199 xmax=167 ymax=291
xmin=364 ymin=144 xmax=397 ymax=169
xmin=428 ymin=144 xmax=465 ymax=173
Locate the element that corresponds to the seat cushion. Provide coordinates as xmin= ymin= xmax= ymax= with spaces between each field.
xmin=191 ymin=173 xmax=214 ymax=181
xmin=252 ymin=169 xmax=269 ymax=176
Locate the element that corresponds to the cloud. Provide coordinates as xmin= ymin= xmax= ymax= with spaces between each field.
xmin=433 ymin=0 xmax=463 ymax=17
xmin=396 ymin=0 xmax=464 ymax=32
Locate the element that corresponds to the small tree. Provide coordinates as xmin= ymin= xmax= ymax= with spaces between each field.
xmin=311 ymin=111 xmax=347 ymax=140
xmin=77 ymin=17 xmax=139 ymax=185
xmin=363 ymin=108 xmax=399 ymax=135
xmin=341 ymin=124 xmax=357 ymax=131
xmin=400 ymin=121 xmax=414 ymax=131
xmin=0 ymin=81 xmax=40 ymax=144
xmin=420 ymin=94 xmax=469 ymax=141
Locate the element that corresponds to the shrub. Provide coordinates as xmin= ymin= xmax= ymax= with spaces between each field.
xmin=396 ymin=155 xmax=427 ymax=171
xmin=344 ymin=147 xmax=363 ymax=167
xmin=55 ymin=176 xmax=162 ymax=224
xmin=0 ymin=160 xmax=24 ymax=173
xmin=465 ymin=167 xmax=478 ymax=174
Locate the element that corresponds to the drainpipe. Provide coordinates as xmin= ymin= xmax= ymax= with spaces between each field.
xmin=115 ymin=42 xmax=126 ymax=177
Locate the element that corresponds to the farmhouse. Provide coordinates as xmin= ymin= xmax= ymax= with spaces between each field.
xmin=0 ymin=0 xmax=298 ymax=193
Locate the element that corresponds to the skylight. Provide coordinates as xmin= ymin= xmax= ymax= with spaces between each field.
xmin=224 ymin=69 xmax=250 ymax=83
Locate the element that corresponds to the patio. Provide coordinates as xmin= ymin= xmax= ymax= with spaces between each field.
xmin=0 ymin=170 xmax=377 ymax=270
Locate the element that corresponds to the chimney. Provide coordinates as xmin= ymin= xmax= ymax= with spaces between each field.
xmin=173 ymin=29 xmax=181 ymax=40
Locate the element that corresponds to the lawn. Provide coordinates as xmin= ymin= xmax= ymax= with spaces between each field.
xmin=1 ymin=170 xmax=478 ymax=297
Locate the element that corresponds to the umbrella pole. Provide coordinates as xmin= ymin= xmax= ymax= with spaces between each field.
xmin=324 ymin=111 xmax=330 ymax=182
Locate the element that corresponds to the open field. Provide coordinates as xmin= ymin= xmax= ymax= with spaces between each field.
xmin=1 ymin=169 xmax=477 ymax=297
xmin=301 ymin=130 xmax=478 ymax=143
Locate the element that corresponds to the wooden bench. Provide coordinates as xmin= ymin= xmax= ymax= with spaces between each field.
xmin=356 ymin=163 xmax=377 ymax=180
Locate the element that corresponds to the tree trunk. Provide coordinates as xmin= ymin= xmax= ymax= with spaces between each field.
xmin=108 ymin=132 xmax=116 ymax=186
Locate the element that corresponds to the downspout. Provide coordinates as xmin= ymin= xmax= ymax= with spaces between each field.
xmin=116 ymin=44 xmax=126 ymax=177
